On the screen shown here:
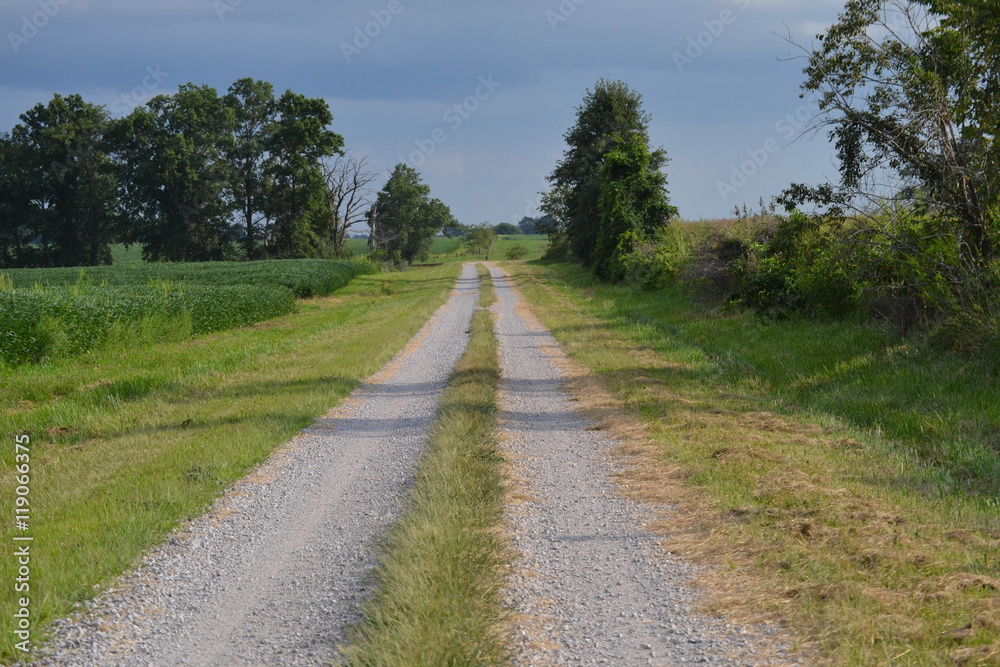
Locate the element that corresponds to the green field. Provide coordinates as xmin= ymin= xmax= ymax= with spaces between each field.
xmin=0 ymin=259 xmax=374 ymax=368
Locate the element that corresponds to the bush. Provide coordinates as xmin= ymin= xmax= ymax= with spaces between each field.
xmin=504 ymin=244 xmax=529 ymax=260
xmin=619 ymin=225 xmax=688 ymax=291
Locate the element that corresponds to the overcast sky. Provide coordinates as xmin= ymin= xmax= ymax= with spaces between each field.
xmin=0 ymin=0 xmax=848 ymax=224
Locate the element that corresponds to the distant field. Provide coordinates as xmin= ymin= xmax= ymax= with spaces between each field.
xmin=345 ymin=235 xmax=548 ymax=262
xmin=490 ymin=234 xmax=547 ymax=261
xmin=111 ymin=244 xmax=144 ymax=265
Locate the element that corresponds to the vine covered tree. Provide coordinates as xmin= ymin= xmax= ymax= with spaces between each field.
xmin=543 ymin=79 xmax=675 ymax=268
xmin=593 ymin=133 xmax=678 ymax=281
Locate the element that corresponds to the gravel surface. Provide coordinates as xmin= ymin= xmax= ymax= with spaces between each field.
xmin=489 ymin=265 xmax=793 ymax=667
xmin=26 ymin=263 xmax=481 ymax=667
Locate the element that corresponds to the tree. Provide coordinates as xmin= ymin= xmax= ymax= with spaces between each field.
xmin=467 ymin=224 xmax=495 ymax=255
xmin=0 ymin=133 xmax=41 ymax=267
xmin=593 ymin=133 xmax=678 ymax=281
xmin=493 ymin=222 xmax=521 ymax=236
xmin=370 ymin=164 xmax=455 ymax=262
xmin=266 ymin=91 xmax=343 ymax=258
xmin=224 ymin=78 xmax=277 ymax=259
xmin=322 ymin=153 xmax=380 ymax=256
xmin=111 ymin=84 xmax=235 ymax=262
xmin=787 ymin=0 xmax=1000 ymax=267
xmin=544 ymin=79 xmax=671 ymax=266
xmin=517 ymin=216 xmax=537 ymax=235
xmin=6 ymin=94 xmax=119 ymax=267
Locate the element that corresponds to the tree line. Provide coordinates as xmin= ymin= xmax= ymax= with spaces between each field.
xmin=0 ymin=79 xmax=457 ymax=268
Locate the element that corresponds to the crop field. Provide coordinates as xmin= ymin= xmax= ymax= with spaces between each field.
xmin=1 ymin=258 xmax=373 ymax=298
xmin=0 ymin=259 xmax=375 ymax=368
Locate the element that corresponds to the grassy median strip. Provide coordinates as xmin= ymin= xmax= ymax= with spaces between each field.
xmin=0 ymin=264 xmax=460 ymax=662
xmin=505 ymin=260 xmax=1000 ymax=666
xmin=345 ymin=265 xmax=508 ymax=666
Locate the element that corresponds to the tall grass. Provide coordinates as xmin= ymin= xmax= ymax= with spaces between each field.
xmin=0 ymin=284 xmax=295 ymax=367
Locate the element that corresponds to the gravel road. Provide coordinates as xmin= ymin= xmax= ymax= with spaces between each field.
xmin=489 ymin=265 xmax=791 ymax=666
xmin=28 ymin=263 xmax=481 ymax=667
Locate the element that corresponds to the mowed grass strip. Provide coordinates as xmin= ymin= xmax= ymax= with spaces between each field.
xmin=506 ymin=261 xmax=1000 ymax=666
xmin=345 ymin=264 xmax=509 ymax=666
xmin=0 ymin=264 xmax=460 ymax=662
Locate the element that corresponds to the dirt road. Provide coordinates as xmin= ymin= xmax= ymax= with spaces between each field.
xmin=32 ymin=263 xmax=787 ymax=666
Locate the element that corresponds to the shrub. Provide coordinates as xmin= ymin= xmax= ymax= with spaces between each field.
xmin=504 ymin=244 xmax=529 ymax=260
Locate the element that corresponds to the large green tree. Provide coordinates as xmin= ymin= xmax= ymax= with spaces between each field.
xmin=265 ymin=91 xmax=343 ymax=258
xmin=224 ymin=78 xmax=277 ymax=259
xmin=544 ymin=79 xmax=672 ymax=267
xmin=370 ymin=164 xmax=455 ymax=263
xmin=3 ymin=94 xmax=119 ymax=267
xmin=0 ymin=132 xmax=41 ymax=267
xmin=111 ymin=84 xmax=235 ymax=262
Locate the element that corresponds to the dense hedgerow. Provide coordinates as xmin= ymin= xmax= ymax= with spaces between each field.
xmin=0 ymin=284 xmax=295 ymax=367
xmin=0 ymin=259 xmax=376 ymax=298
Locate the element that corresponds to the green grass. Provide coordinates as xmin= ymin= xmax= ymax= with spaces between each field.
xmin=344 ymin=236 xmax=466 ymax=261
xmin=490 ymin=235 xmax=548 ymax=262
xmin=344 ymin=264 xmax=509 ymax=666
xmin=505 ymin=260 xmax=1000 ymax=666
xmin=0 ymin=263 xmax=461 ymax=662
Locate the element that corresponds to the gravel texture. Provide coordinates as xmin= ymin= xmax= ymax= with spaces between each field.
xmin=26 ymin=263 xmax=481 ymax=667
xmin=489 ymin=265 xmax=793 ymax=667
